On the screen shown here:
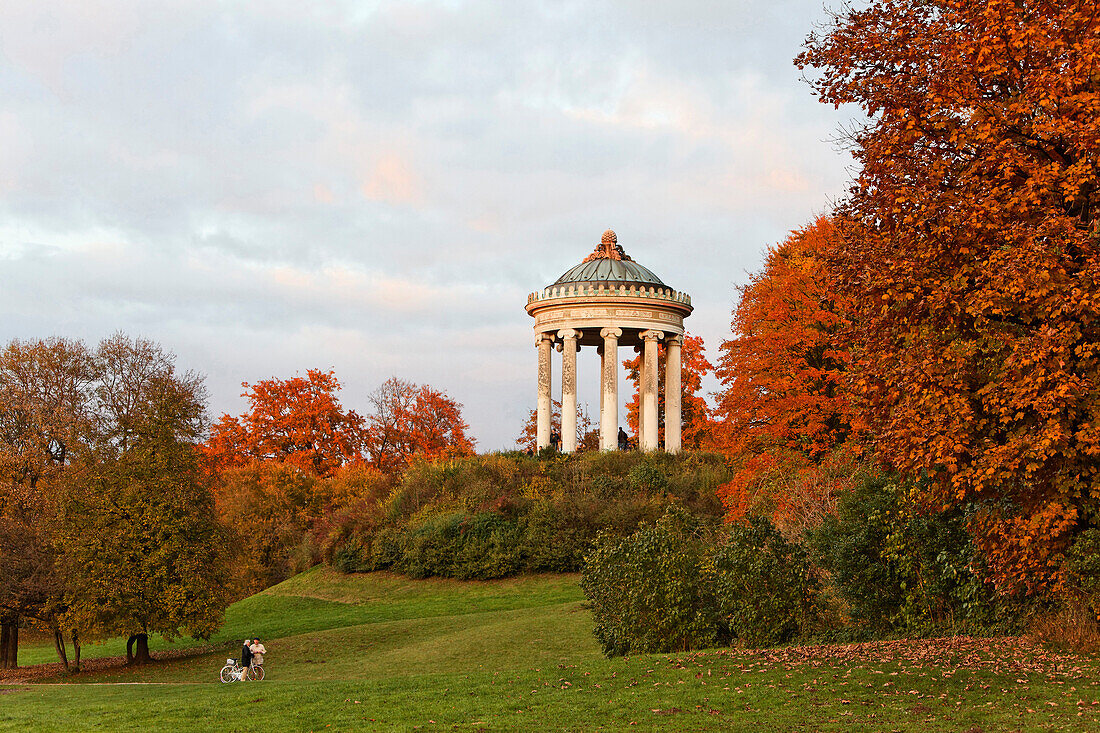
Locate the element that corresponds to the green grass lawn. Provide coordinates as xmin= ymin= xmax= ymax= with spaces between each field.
xmin=3 ymin=568 xmax=1100 ymax=731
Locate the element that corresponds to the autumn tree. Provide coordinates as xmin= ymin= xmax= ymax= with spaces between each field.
xmin=205 ymin=369 xmax=366 ymax=477
xmin=713 ymin=218 xmax=856 ymax=459
xmin=215 ymin=461 xmax=325 ymax=594
xmin=62 ymin=335 xmax=228 ymax=665
xmin=0 ymin=519 xmax=64 ymax=669
xmin=710 ymin=218 xmax=863 ymax=532
xmin=62 ymin=435 xmax=229 ymax=666
xmin=798 ymin=1 xmax=1100 ymax=591
xmin=622 ymin=333 xmax=714 ymax=449
xmin=0 ymin=337 xmax=92 ymax=669
xmin=2 ymin=335 xmax=229 ymax=668
xmin=364 ymin=377 xmax=475 ymax=473
xmin=516 ymin=400 xmax=597 ymax=452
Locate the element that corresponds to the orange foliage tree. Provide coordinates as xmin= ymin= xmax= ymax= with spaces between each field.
xmin=515 ymin=400 xmax=598 ymax=452
xmin=714 ymin=217 xmax=858 ymax=459
xmin=712 ymin=217 xmax=863 ymax=532
xmin=621 ymin=333 xmax=713 ymax=449
xmin=204 ymin=369 xmax=366 ymax=477
xmin=364 ymin=377 xmax=475 ymax=473
xmin=798 ymin=1 xmax=1100 ymax=591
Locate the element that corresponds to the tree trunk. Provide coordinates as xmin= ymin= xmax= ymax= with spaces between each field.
xmin=129 ymin=632 xmax=151 ymax=665
xmin=0 ymin=620 xmax=18 ymax=669
xmin=53 ymin=628 xmax=69 ymax=671
xmin=126 ymin=633 xmax=137 ymax=664
xmin=71 ymin=630 xmax=81 ymax=672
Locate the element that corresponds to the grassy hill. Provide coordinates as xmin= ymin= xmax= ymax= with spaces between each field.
xmin=3 ymin=569 xmax=1100 ymax=731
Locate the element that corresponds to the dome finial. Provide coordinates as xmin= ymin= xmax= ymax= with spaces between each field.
xmin=584 ymin=228 xmax=633 ymax=263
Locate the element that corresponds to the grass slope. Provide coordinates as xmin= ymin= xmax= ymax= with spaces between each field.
xmin=16 ymin=569 xmax=583 ymax=667
xmin=3 ymin=569 xmax=1100 ymax=731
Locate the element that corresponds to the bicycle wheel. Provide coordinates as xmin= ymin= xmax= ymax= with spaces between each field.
xmin=220 ymin=665 xmax=236 ymax=683
xmin=249 ymin=665 xmax=265 ymax=681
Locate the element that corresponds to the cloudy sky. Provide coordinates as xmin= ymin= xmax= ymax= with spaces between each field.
xmin=0 ymin=0 xmax=856 ymax=449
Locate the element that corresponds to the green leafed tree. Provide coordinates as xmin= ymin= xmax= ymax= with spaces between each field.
xmin=62 ymin=435 xmax=230 ymax=665
xmin=60 ymin=335 xmax=229 ymax=665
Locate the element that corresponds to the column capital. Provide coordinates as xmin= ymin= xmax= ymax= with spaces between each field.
xmin=640 ymin=329 xmax=665 ymax=342
xmin=535 ymin=332 xmax=556 ymax=348
xmin=600 ymin=327 xmax=623 ymax=340
xmin=666 ymin=333 xmax=684 ymax=347
xmin=556 ymin=328 xmax=581 ymax=341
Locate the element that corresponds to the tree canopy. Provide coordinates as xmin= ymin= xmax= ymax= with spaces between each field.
xmin=0 ymin=335 xmax=229 ymax=668
xmin=798 ymin=0 xmax=1100 ymax=592
xmin=365 ymin=377 xmax=475 ymax=473
xmin=205 ymin=369 xmax=367 ymax=477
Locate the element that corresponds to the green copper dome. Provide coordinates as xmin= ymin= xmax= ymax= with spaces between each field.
xmin=552 ymin=230 xmax=667 ymax=288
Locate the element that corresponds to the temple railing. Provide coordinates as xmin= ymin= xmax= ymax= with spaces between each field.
xmin=527 ymin=284 xmax=691 ymax=306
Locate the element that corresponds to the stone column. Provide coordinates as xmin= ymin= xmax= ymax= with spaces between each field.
xmin=600 ymin=327 xmax=622 ymax=450
xmin=639 ymin=330 xmax=664 ymax=452
xmin=665 ymin=334 xmax=683 ymax=453
xmin=558 ymin=328 xmax=580 ymax=453
xmin=536 ymin=333 xmax=554 ymax=450
xmin=634 ymin=345 xmax=645 ymax=446
xmin=597 ymin=345 xmax=605 ymax=422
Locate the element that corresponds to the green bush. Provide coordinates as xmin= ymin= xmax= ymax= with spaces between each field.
xmin=1065 ymin=529 xmax=1100 ymax=597
xmin=400 ymin=513 xmax=465 ymax=578
xmin=714 ymin=516 xmax=817 ymax=646
xmin=451 ymin=512 xmax=523 ymax=580
xmin=809 ymin=474 xmax=1009 ymax=636
xmin=581 ymin=507 xmax=718 ymax=656
xmin=581 ymin=509 xmax=821 ymax=656
xmin=331 ymin=536 xmax=369 ymax=574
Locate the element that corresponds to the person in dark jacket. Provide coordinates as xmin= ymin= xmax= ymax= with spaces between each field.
xmin=617 ymin=427 xmax=629 ymax=451
xmin=240 ymin=639 xmax=253 ymax=680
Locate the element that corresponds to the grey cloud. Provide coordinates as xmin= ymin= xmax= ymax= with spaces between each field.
xmin=0 ymin=0 xmax=856 ymax=448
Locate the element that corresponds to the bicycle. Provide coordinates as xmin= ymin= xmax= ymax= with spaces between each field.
xmin=219 ymin=658 xmax=264 ymax=682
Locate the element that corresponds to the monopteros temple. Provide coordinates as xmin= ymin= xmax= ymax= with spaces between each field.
xmin=525 ymin=229 xmax=693 ymax=453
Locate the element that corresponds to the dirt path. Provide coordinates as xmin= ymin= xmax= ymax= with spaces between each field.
xmin=0 ymin=643 xmax=222 ymax=684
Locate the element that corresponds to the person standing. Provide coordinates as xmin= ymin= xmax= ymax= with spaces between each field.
xmin=239 ymin=639 xmax=253 ymax=681
xmin=249 ymin=638 xmax=266 ymax=668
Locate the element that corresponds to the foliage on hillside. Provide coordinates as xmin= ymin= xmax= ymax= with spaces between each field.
xmin=581 ymin=469 xmax=1054 ymax=657
xmin=317 ymin=451 xmax=730 ymax=580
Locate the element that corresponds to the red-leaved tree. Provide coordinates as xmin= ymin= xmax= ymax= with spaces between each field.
xmin=204 ymin=369 xmax=366 ymax=478
xmin=621 ymin=333 xmax=713 ymax=449
xmin=711 ymin=217 xmax=863 ymax=533
xmin=364 ymin=377 xmax=475 ymax=473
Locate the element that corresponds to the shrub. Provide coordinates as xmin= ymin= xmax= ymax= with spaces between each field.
xmin=582 ymin=507 xmax=718 ymax=656
xmin=714 ymin=516 xmax=817 ymax=646
xmin=1033 ymin=529 xmax=1100 ymax=651
xmin=1064 ymin=529 xmax=1100 ymax=603
xmin=809 ymin=474 xmax=1010 ymax=636
xmin=451 ymin=512 xmax=523 ymax=580
xmin=399 ymin=512 xmax=465 ymax=578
